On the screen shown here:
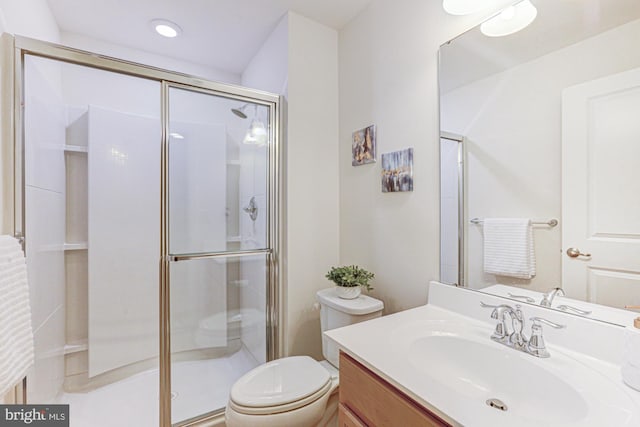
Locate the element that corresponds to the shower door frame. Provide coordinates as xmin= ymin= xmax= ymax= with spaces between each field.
xmin=439 ymin=131 xmax=466 ymax=288
xmin=8 ymin=35 xmax=283 ymax=426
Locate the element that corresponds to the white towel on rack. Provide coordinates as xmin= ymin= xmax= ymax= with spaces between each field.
xmin=483 ymin=218 xmax=536 ymax=279
xmin=0 ymin=235 xmax=34 ymax=396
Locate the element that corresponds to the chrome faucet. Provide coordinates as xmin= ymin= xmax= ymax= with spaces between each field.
xmin=540 ymin=287 xmax=565 ymax=307
xmin=481 ymin=302 xmax=565 ymax=358
xmin=481 ymin=303 xmax=526 ymax=348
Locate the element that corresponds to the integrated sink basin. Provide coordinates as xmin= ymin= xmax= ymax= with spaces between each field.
xmin=389 ymin=321 xmax=639 ymax=426
xmin=326 ymin=284 xmax=640 ymax=427
xmin=409 ymin=335 xmax=587 ymax=424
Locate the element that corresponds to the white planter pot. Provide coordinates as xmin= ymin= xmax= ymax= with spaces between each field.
xmin=335 ymin=286 xmax=361 ymax=299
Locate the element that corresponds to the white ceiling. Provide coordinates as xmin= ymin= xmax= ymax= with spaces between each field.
xmin=440 ymin=0 xmax=640 ymax=93
xmin=46 ymin=0 xmax=371 ymax=75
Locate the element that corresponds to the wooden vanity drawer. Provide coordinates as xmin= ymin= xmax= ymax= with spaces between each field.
xmin=339 ymin=403 xmax=367 ymax=427
xmin=339 ymin=351 xmax=451 ymax=427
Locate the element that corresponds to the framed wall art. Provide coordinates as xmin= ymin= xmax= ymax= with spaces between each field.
xmin=352 ymin=125 xmax=376 ymax=166
xmin=381 ymin=148 xmax=413 ymax=192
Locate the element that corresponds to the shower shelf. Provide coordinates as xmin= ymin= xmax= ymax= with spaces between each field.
xmin=64 ymin=144 xmax=88 ymax=153
xmin=64 ymin=242 xmax=88 ymax=251
xmin=64 ymin=340 xmax=88 ymax=355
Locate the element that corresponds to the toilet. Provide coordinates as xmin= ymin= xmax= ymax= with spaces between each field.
xmin=225 ymin=287 xmax=384 ymax=427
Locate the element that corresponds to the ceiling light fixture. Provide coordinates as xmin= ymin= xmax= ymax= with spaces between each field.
xmin=151 ymin=19 xmax=182 ymax=38
xmin=480 ymin=0 xmax=538 ymax=37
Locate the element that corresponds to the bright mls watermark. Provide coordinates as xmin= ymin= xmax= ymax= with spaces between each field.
xmin=0 ymin=405 xmax=68 ymax=426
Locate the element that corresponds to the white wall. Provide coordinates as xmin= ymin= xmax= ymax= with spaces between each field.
xmin=337 ymin=0 xmax=515 ymax=314
xmin=441 ymin=18 xmax=640 ymax=292
xmin=242 ymin=15 xmax=288 ymax=96
xmin=286 ymin=13 xmax=339 ymax=359
xmin=0 ymin=0 xmax=60 ymax=43
xmin=62 ymin=33 xmax=240 ymax=84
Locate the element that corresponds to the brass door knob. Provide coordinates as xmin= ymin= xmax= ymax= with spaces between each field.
xmin=566 ymin=247 xmax=591 ymax=258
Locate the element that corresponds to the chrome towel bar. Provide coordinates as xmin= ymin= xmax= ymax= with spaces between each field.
xmin=470 ymin=218 xmax=558 ymax=227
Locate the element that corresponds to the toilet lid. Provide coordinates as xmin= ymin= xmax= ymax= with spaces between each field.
xmin=316 ymin=287 xmax=384 ymax=315
xmin=230 ymin=356 xmax=331 ymax=409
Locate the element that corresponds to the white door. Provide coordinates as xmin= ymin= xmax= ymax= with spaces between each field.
xmin=562 ymin=68 xmax=640 ymax=308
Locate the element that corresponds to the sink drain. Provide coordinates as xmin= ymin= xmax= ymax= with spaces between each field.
xmin=486 ymin=398 xmax=508 ymax=412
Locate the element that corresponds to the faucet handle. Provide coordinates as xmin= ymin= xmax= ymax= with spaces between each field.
xmin=480 ymin=301 xmax=514 ymax=310
xmin=556 ymin=304 xmax=592 ymax=316
xmin=527 ymin=317 xmax=566 ymax=358
xmin=530 ymin=317 xmax=565 ymax=329
xmin=508 ymin=293 xmax=536 ymax=303
xmin=540 ymin=287 xmax=565 ymax=307
xmin=480 ymin=302 xmax=513 ymax=341
xmin=480 ymin=301 xmax=499 ymax=308
xmin=480 ymin=301 xmax=499 ymax=319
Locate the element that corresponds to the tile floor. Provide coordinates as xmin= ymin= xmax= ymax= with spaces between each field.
xmin=57 ymin=347 xmax=258 ymax=426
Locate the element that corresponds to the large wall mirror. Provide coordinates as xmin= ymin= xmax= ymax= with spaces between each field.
xmin=439 ymin=0 xmax=640 ymax=323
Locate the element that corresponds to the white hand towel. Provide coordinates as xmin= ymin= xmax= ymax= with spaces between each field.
xmin=483 ymin=218 xmax=536 ymax=279
xmin=0 ymin=235 xmax=34 ymax=396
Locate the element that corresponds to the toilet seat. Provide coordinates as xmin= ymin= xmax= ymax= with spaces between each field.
xmin=229 ymin=356 xmax=332 ymax=416
xmin=229 ymin=379 xmax=332 ymax=415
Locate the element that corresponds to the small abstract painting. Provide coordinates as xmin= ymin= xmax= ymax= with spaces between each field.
xmin=352 ymin=125 xmax=376 ymax=166
xmin=381 ymin=148 xmax=413 ymax=192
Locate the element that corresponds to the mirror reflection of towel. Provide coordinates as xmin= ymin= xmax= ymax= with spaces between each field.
xmin=483 ymin=218 xmax=536 ymax=279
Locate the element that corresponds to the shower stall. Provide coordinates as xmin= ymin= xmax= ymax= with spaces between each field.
xmin=5 ymin=35 xmax=281 ymax=426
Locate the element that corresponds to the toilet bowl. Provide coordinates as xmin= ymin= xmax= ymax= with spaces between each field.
xmin=225 ymin=356 xmax=338 ymax=427
xmin=225 ymin=288 xmax=383 ymax=427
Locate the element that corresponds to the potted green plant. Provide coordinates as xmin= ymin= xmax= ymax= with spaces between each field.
xmin=325 ymin=265 xmax=374 ymax=299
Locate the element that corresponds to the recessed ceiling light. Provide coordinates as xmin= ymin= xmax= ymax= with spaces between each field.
xmin=151 ymin=19 xmax=182 ymax=38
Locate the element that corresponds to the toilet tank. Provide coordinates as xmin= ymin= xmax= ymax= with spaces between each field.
xmin=316 ymin=288 xmax=384 ymax=367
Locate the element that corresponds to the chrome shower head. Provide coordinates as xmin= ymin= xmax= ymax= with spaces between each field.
xmin=231 ymin=103 xmax=249 ymax=119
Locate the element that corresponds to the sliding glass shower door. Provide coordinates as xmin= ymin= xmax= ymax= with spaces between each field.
xmin=21 ymin=54 xmax=162 ymax=426
xmin=14 ymin=36 xmax=280 ymax=427
xmin=165 ymin=85 xmax=274 ymax=423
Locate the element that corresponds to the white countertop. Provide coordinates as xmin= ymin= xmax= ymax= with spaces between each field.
xmin=325 ymin=281 xmax=640 ymax=426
